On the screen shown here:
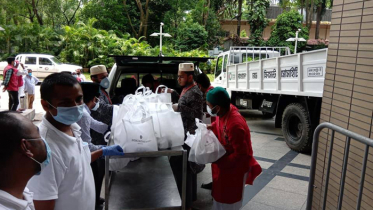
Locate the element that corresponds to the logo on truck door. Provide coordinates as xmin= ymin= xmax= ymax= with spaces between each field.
xmin=307 ymin=67 xmax=323 ymax=77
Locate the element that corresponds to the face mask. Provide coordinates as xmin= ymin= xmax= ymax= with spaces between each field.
xmin=72 ymin=74 xmax=78 ymax=78
xmin=28 ymin=73 xmax=32 ymax=76
xmin=100 ymin=77 xmax=110 ymax=89
xmin=47 ymin=101 xmax=84 ymax=125
xmin=91 ymin=98 xmax=100 ymax=111
xmin=207 ymin=105 xmax=218 ymax=117
xmin=26 ymin=138 xmax=51 ymax=175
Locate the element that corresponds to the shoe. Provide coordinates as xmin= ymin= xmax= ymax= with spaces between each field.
xmin=201 ymin=182 xmax=213 ymax=190
xmin=96 ymin=197 xmax=105 ymax=206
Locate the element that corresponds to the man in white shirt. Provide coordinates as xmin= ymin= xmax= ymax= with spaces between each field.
xmin=27 ymin=73 xmax=124 ymax=210
xmin=76 ymin=68 xmax=86 ymax=82
xmin=24 ymin=69 xmax=39 ymax=109
xmin=0 ymin=111 xmax=50 ymax=210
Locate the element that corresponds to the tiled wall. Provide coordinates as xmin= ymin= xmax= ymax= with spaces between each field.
xmin=313 ymin=0 xmax=373 ymax=209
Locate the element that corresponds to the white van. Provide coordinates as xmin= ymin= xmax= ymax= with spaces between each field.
xmin=0 ymin=54 xmax=82 ymax=78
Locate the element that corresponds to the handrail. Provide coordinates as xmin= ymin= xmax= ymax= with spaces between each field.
xmin=307 ymin=122 xmax=373 ymax=210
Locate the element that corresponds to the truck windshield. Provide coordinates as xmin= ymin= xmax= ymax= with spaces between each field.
xmin=50 ymin=57 xmax=62 ymax=65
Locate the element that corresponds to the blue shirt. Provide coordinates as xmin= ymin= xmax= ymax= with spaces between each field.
xmin=77 ymin=104 xmax=109 ymax=151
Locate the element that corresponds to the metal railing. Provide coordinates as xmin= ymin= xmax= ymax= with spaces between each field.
xmin=228 ymin=46 xmax=291 ymax=65
xmin=307 ymin=122 xmax=373 ymax=210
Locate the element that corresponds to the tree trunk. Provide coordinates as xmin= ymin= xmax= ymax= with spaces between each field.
xmin=306 ymin=0 xmax=314 ymax=30
xmin=143 ymin=0 xmax=150 ymax=38
xmin=315 ymin=4 xmax=322 ymax=39
xmin=31 ymin=0 xmax=43 ymax=25
xmin=237 ymin=0 xmax=243 ymax=37
xmin=300 ymin=0 xmax=304 ymax=21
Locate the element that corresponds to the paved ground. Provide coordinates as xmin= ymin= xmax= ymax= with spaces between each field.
xmin=194 ymin=110 xmax=311 ymax=210
xmin=1 ymin=86 xmax=311 ymax=210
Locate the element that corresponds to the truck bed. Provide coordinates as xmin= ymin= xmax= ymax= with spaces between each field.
xmin=215 ymin=49 xmax=328 ymax=97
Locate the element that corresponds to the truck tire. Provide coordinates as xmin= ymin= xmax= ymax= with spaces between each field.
xmin=282 ymin=103 xmax=312 ymax=152
xmin=262 ymin=111 xmax=276 ymax=119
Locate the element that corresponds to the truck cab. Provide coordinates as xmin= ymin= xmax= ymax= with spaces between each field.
xmin=213 ymin=47 xmax=290 ymax=88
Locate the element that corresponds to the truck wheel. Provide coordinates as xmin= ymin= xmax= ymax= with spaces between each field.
xmin=262 ymin=111 xmax=276 ymax=119
xmin=282 ymin=103 xmax=312 ymax=152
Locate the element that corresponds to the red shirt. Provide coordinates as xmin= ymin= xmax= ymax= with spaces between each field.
xmin=3 ymin=65 xmax=22 ymax=91
xmin=211 ymin=104 xmax=262 ymax=204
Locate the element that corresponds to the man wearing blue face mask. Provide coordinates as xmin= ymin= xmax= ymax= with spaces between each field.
xmin=24 ymin=69 xmax=39 ymax=109
xmin=89 ymin=65 xmax=114 ymax=206
xmin=27 ymin=73 xmax=124 ymax=210
xmin=77 ymin=82 xmax=109 ymax=152
xmin=0 ymin=111 xmax=49 ymax=210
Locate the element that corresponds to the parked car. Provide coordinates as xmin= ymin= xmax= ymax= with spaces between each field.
xmin=0 ymin=54 xmax=82 ymax=78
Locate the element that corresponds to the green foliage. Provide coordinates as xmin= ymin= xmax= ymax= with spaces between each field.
xmin=59 ymin=18 xmax=155 ymax=68
xmin=267 ymin=10 xmax=309 ymax=53
xmin=244 ymin=0 xmax=270 ymax=46
xmin=240 ymin=30 xmax=248 ymax=38
xmin=175 ymin=21 xmax=208 ymax=51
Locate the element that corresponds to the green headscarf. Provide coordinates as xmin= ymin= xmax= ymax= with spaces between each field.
xmin=206 ymin=87 xmax=230 ymax=107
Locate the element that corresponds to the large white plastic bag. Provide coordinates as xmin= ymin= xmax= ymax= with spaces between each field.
xmin=185 ymin=132 xmax=196 ymax=147
xmin=155 ymin=85 xmax=172 ymax=103
xmin=156 ymin=105 xmax=185 ymax=149
xmin=189 ymin=119 xmax=226 ymax=164
xmin=147 ymin=103 xmax=171 ymax=140
xmin=122 ymin=106 xmax=158 ymax=153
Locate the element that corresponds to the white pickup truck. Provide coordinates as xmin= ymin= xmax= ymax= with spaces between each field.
xmin=213 ymin=46 xmax=328 ymax=152
xmin=0 ymin=54 xmax=82 ymax=78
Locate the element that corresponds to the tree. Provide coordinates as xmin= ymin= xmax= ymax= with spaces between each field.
xmin=236 ymin=0 xmax=243 ymax=37
xmin=267 ymin=10 xmax=309 ymax=53
xmin=244 ymin=0 xmax=270 ymax=46
xmin=175 ymin=21 xmax=208 ymax=51
xmin=314 ymin=0 xmax=326 ymax=39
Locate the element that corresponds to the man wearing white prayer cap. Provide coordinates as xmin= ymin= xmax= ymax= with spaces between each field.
xmin=89 ymin=64 xmax=114 ymax=207
xmin=167 ymin=62 xmax=204 ymax=210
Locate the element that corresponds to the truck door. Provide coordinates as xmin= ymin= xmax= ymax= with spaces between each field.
xmin=23 ymin=56 xmax=38 ymax=76
xmin=38 ymin=57 xmax=56 ymax=78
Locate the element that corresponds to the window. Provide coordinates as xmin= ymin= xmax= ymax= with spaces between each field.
xmin=223 ymin=55 xmax=229 ymax=72
xmin=25 ymin=57 xmax=37 ymax=65
xmin=39 ymin=58 xmax=52 ymax=65
xmin=50 ymin=57 xmax=62 ymax=65
xmin=215 ymin=56 xmax=223 ymax=78
xmin=116 ymin=73 xmax=139 ymax=88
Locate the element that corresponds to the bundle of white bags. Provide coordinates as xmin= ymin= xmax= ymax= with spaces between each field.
xmin=187 ymin=119 xmax=226 ymax=165
xmin=109 ymin=86 xmax=185 ymax=171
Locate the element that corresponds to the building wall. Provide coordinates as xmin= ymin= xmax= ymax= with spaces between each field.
xmin=312 ymin=0 xmax=373 ymax=209
xmin=220 ymin=20 xmax=331 ymax=40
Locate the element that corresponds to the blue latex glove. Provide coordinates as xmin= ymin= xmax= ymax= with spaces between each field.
xmin=102 ymin=145 xmax=124 ymax=156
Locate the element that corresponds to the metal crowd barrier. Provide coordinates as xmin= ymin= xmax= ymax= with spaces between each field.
xmin=104 ymin=148 xmax=187 ymax=210
xmin=307 ymin=122 xmax=373 ymax=210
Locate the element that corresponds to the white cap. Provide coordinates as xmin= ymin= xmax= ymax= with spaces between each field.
xmin=179 ymin=63 xmax=194 ymax=72
xmin=90 ymin=65 xmax=107 ymax=76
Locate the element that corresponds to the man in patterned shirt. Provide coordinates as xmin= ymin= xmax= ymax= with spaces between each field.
xmin=168 ymin=63 xmax=204 ymax=210
xmin=2 ymin=57 xmax=24 ymax=111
